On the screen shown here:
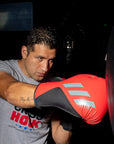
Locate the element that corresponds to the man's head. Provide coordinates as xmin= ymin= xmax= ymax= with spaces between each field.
xmin=25 ymin=27 xmax=57 ymax=54
xmin=20 ymin=27 xmax=57 ymax=81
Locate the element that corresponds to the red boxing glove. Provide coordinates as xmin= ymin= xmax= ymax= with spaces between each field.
xmin=34 ymin=74 xmax=107 ymax=125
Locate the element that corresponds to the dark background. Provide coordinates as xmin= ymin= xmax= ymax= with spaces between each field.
xmin=0 ymin=0 xmax=114 ymax=143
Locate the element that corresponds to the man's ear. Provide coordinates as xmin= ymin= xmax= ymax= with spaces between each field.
xmin=21 ymin=46 xmax=28 ymax=59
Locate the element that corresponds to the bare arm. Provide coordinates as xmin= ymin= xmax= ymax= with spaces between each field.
xmin=51 ymin=113 xmax=72 ymax=144
xmin=0 ymin=71 xmax=36 ymax=108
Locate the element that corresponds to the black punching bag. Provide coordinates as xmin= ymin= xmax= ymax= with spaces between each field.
xmin=106 ymin=26 xmax=114 ymax=135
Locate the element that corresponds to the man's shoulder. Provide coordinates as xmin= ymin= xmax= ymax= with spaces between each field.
xmin=0 ymin=59 xmax=17 ymax=66
xmin=0 ymin=59 xmax=18 ymax=73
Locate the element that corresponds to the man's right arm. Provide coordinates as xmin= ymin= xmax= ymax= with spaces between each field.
xmin=0 ymin=71 xmax=36 ymax=108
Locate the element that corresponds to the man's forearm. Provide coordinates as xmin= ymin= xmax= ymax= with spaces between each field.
xmin=53 ymin=125 xmax=72 ymax=144
xmin=51 ymin=115 xmax=72 ymax=144
xmin=4 ymin=81 xmax=36 ymax=108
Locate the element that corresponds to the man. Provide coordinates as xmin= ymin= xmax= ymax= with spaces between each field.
xmin=0 ymin=27 xmax=72 ymax=144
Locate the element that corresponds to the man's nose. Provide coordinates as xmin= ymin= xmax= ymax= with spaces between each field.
xmin=41 ymin=61 xmax=49 ymax=72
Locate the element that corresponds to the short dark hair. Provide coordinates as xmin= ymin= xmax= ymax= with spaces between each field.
xmin=25 ymin=27 xmax=57 ymax=53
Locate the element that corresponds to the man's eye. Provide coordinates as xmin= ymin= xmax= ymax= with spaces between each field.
xmin=38 ymin=57 xmax=43 ymax=61
xmin=49 ymin=59 xmax=55 ymax=63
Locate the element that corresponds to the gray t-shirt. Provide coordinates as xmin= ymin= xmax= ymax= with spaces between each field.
xmin=0 ymin=60 xmax=60 ymax=144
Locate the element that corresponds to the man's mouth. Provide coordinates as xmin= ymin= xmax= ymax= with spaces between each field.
xmin=37 ymin=72 xmax=45 ymax=77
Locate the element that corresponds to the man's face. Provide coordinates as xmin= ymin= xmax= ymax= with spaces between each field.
xmin=22 ymin=44 xmax=56 ymax=81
